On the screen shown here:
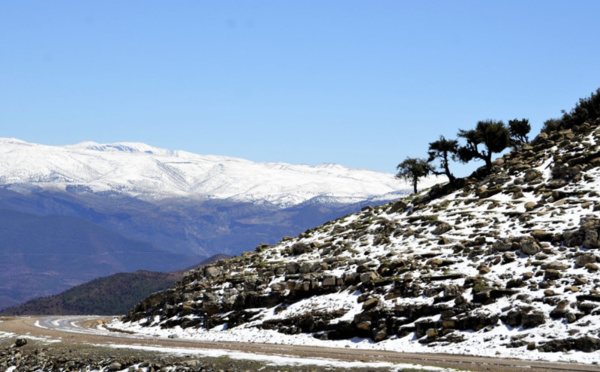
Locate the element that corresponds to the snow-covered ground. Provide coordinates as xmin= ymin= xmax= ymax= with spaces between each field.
xmin=111 ymin=311 xmax=600 ymax=365
xmin=113 ymin=126 xmax=600 ymax=366
xmin=0 ymin=323 xmax=461 ymax=372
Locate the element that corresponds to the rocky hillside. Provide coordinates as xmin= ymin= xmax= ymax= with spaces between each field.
xmin=119 ymin=118 xmax=600 ymax=359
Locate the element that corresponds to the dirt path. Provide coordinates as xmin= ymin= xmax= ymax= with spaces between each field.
xmin=1 ymin=316 xmax=598 ymax=372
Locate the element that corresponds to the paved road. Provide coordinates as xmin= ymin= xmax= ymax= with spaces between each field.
xmin=1 ymin=316 xmax=599 ymax=372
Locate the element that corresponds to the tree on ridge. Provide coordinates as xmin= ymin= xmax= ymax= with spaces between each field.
xmin=396 ymin=157 xmax=433 ymax=194
xmin=457 ymin=120 xmax=511 ymax=173
xmin=427 ymin=136 xmax=458 ymax=185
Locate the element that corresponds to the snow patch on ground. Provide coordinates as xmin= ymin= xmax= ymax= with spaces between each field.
xmin=111 ymin=316 xmax=600 ymax=364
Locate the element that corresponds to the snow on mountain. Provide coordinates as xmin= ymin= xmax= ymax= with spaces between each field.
xmin=115 ymin=122 xmax=600 ymax=364
xmin=0 ymin=138 xmax=441 ymax=207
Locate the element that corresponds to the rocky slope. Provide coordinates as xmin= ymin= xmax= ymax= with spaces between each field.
xmin=120 ymin=119 xmax=600 ymax=359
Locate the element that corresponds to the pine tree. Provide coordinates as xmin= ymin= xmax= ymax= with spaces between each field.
xmin=427 ymin=136 xmax=458 ymax=185
xmin=396 ymin=157 xmax=433 ymax=194
xmin=508 ymin=118 xmax=531 ymax=147
xmin=457 ymin=120 xmax=510 ymax=173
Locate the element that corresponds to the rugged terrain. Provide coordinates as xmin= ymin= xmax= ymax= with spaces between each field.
xmin=119 ymin=118 xmax=600 ymax=362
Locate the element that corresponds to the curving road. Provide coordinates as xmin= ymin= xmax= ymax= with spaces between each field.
xmin=1 ymin=316 xmax=599 ymax=372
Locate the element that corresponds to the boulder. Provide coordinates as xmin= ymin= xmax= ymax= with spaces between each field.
xmin=493 ymin=238 xmax=515 ymax=252
xmin=520 ymin=237 xmax=541 ymax=256
xmin=523 ymin=169 xmax=543 ymax=182
xmin=564 ymin=229 xmax=583 ymax=247
xmin=291 ymin=242 xmax=311 ymax=255
xmin=286 ymin=261 xmax=300 ymax=274
xmin=14 ymin=338 xmax=27 ymax=347
xmin=360 ymin=271 xmax=378 ymax=284
xmin=432 ymin=222 xmax=452 ymax=235
xmin=575 ymin=253 xmax=597 ymax=268
xmin=532 ymin=230 xmax=552 ymax=241
xmin=204 ymin=266 xmax=223 ymax=278
xmin=538 ymin=336 xmax=600 ymax=353
xmin=524 ymin=202 xmax=537 ymax=211
xmin=107 ymin=362 xmax=122 ymax=371
xmin=522 ymin=311 xmax=546 ymax=328
xmin=362 ymin=297 xmax=379 ymax=310
xmin=389 ymin=200 xmax=408 ymax=214
xmin=583 ymin=228 xmax=600 ymax=248
xmin=544 ymin=269 xmax=561 ymax=280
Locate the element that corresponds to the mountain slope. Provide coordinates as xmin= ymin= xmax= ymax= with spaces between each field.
xmin=117 ymin=118 xmax=600 ymax=362
xmin=0 ymin=209 xmax=194 ymax=310
xmin=0 ymin=271 xmax=179 ymax=316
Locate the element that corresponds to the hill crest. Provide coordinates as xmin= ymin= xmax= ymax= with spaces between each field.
xmin=115 ymin=118 xmax=600 ymax=363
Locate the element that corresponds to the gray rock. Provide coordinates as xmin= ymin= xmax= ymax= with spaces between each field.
xmin=523 ymin=169 xmax=543 ymax=182
xmin=522 ymin=311 xmax=546 ymax=328
xmin=564 ymin=229 xmax=583 ymax=247
xmin=286 ymin=261 xmax=300 ymax=274
xmin=14 ymin=338 xmax=27 ymax=347
xmin=575 ymin=253 xmax=597 ymax=268
xmin=493 ymin=238 xmax=514 ymax=252
xmin=359 ymin=271 xmax=378 ymax=284
xmin=291 ymin=242 xmax=311 ymax=255
xmin=520 ymin=237 xmax=541 ymax=256
xmin=107 ymin=362 xmax=122 ymax=371
xmin=583 ymin=228 xmax=600 ymax=248
xmin=432 ymin=222 xmax=452 ymax=235
xmin=204 ymin=266 xmax=223 ymax=278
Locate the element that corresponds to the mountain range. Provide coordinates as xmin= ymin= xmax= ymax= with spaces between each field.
xmin=0 ymin=138 xmax=419 ymax=207
xmin=0 ymin=138 xmax=431 ymax=310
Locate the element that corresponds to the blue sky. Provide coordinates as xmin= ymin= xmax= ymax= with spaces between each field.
xmin=1 ymin=1 xmax=599 ymax=175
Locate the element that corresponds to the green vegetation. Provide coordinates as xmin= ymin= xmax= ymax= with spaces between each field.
xmin=396 ymin=88 xmax=600 ymax=181
xmin=428 ymin=136 xmax=459 ymax=185
xmin=542 ymin=88 xmax=600 ymax=133
xmin=0 ymin=271 xmax=181 ymax=316
xmin=457 ymin=120 xmax=511 ymax=172
xmin=508 ymin=118 xmax=531 ymax=147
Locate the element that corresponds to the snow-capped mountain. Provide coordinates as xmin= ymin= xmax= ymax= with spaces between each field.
xmin=0 ymin=138 xmax=438 ymax=207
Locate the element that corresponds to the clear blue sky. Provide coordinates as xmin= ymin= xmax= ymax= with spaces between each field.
xmin=1 ymin=1 xmax=599 ymax=175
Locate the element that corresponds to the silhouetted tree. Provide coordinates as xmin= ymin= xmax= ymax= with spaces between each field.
xmin=542 ymin=88 xmax=600 ymax=133
xmin=508 ymin=118 xmax=531 ymax=147
xmin=396 ymin=157 xmax=433 ymax=194
xmin=542 ymin=118 xmax=562 ymax=133
xmin=561 ymin=88 xmax=600 ymax=129
xmin=427 ymin=136 xmax=458 ymax=185
xmin=457 ymin=120 xmax=510 ymax=173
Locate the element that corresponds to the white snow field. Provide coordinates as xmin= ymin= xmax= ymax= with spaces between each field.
xmin=0 ymin=138 xmax=442 ymax=207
